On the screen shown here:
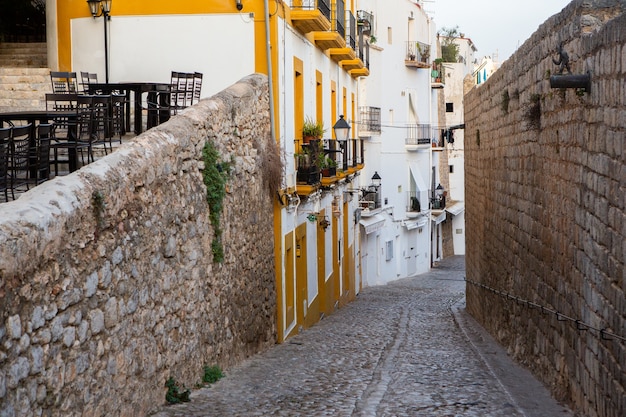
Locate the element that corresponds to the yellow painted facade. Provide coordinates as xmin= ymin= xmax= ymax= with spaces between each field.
xmin=54 ymin=0 xmax=367 ymax=343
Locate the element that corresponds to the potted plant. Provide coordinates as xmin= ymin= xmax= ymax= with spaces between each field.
xmin=318 ymin=155 xmax=337 ymax=177
xmin=302 ymin=117 xmax=325 ymax=144
xmin=296 ymin=143 xmax=321 ymax=184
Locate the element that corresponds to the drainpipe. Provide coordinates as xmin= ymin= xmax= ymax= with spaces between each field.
xmin=264 ymin=0 xmax=276 ymax=143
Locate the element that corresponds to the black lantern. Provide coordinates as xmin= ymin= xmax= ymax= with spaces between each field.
xmin=371 ymin=171 xmax=382 ymax=188
xmin=333 ymin=115 xmax=350 ymax=141
xmin=435 ymin=183 xmax=444 ymax=198
xmin=86 ymin=0 xmax=112 ymax=83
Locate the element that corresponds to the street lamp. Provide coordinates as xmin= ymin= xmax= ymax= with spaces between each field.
xmin=87 ymin=0 xmax=112 ymax=83
xmin=333 ymin=115 xmax=350 ymax=141
xmin=371 ymin=171 xmax=382 ymax=188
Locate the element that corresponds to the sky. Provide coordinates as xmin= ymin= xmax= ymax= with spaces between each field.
xmin=427 ymin=0 xmax=572 ymax=62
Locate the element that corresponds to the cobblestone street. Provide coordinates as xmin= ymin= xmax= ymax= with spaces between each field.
xmin=151 ymin=256 xmax=574 ymax=417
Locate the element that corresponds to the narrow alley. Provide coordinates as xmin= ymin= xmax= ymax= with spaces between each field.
xmin=151 ymin=256 xmax=574 ymax=417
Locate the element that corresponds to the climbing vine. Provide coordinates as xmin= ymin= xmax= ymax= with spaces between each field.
xmin=202 ymin=141 xmax=233 ymax=263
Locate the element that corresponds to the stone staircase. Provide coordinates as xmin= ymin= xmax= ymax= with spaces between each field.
xmin=0 ymin=42 xmax=50 ymax=112
xmin=0 ymin=42 xmax=47 ymax=67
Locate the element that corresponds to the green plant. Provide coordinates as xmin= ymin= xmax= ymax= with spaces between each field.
xmin=302 ymin=117 xmax=325 ymax=140
xmin=369 ymin=34 xmax=377 ymax=44
xmin=501 ymin=90 xmax=510 ymax=114
xmin=524 ymin=93 xmax=542 ymax=130
xmin=92 ymin=190 xmax=106 ymax=240
xmin=438 ymin=26 xmax=461 ymax=62
xmin=165 ymin=377 xmax=191 ymax=404
xmin=318 ymin=155 xmax=337 ymax=169
xmin=202 ymin=365 xmax=224 ymax=384
xmin=202 ymin=141 xmax=234 ymax=263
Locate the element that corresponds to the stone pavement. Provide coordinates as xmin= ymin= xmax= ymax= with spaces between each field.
xmin=151 ymin=256 xmax=575 ymax=417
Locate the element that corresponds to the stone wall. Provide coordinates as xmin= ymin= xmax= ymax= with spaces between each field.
xmin=0 ymin=74 xmax=278 ymax=416
xmin=464 ymin=1 xmax=625 ymax=416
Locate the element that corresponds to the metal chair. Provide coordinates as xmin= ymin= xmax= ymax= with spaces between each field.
xmin=192 ymin=72 xmax=203 ymax=105
xmin=0 ymin=127 xmax=10 ymax=202
xmin=50 ymin=71 xmax=79 ymax=94
xmin=89 ymin=94 xmax=112 ymax=156
xmin=48 ymin=96 xmax=91 ymax=175
xmin=109 ymin=93 xmax=126 ymax=145
xmin=80 ymin=71 xmax=100 ymax=94
xmin=33 ymin=123 xmax=53 ymax=185
xmin=7 ymin=124 xmax=33 ymax=197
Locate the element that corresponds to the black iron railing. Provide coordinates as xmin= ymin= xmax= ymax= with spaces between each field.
xmin=405 ymin=124 xmax=432 ymax=146
xmin=405 ymin=41 xmax=430 ymax=66
xmin=359 ymin=107 xmax=381 ymax=134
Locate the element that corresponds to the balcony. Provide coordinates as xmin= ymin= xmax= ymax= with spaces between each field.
xmin=294 ymin=137 xmax=363 ymax=194
xmin=431 ymin=60 xmax=445 ymax=88
xmin=290 ymin=0 xmax=331 ymax=34
xmin=405 ymin=41 xmax=431 ymax=69
xmin=405 ymin=124 xmax=433 ymax=151
xmin=358 ymin=106 xmax=381 ymax=137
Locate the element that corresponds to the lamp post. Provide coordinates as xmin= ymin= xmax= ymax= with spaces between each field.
xmin=333 ymin=115 xmax=350 ymax=170
xmin=333 ymin=115 xmax=350 ymax=141
xmin=87 ymin=0 xmax=112 ymax=83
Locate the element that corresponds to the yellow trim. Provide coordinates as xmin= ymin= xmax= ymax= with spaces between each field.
xmin=340 ymin=59 xmax=364 ymax=71
xmin=329 ymin=47 xmax=356 ymax=62
xmin=350 ymin=68 xmax=370 ymax=78
xmin=313 ymin=31 xmax=346 ymax=50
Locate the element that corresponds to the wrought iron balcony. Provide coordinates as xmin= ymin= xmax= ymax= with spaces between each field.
xmin=405 ymin=41 xmax=430 ymax=68
xmin=358 ymin=106 xmax=381 ymax=136
xmin=405 ymin=124 xmax=432 ymax=150
xmin=290 ymin=0 xmax=331 ymax=34
xmin=431 ymin=60 xmax=445 ymax=87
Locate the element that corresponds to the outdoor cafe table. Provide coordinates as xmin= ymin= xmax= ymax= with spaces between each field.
xmin=0 ymin=109 xmax=79 ymax=174
xmin=87 ymin=82 xmax=171 ymax=135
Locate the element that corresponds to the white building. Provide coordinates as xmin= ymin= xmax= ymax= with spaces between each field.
xmin=438 ymin=36 xmax=477 ymax=256
xmin=356 ymin=0 xmax=443 ymax=285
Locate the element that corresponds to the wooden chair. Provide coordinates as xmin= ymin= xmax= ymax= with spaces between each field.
xmin=50 ymin=71 xmax=79 ymax=94
xmin=0 ymin=127 xmax=10 ymax=202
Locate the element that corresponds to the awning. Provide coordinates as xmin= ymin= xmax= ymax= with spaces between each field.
xmin=409 ymin=163 xmax=428 ymax=192
xmin=359 ymin=214 xmax=385 ymax=234
xmin=445 ymin=202 xmax=465 ymax=216
xmin=431 ymin=211 xmax=447 ymax=224
xmin=404 ymin=216 xmax=428 ymax=230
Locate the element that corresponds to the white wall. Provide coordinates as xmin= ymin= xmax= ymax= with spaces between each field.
xmin=71 ymin=14 xmax=256 ymax=99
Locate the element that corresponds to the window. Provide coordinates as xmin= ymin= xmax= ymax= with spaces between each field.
xmin=446 ymin=102 xmax=454 ymax=112
xmin=385 ymin=240 xmax=394 ymax=261
xmin=449 ymin=165 xmax=454 ymax=173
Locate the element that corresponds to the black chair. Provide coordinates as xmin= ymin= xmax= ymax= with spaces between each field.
xmin=89 ymin=94 xmax=112 ymax=156
xmin=192 ymin=72 xmax=203 ymax=105
xmin=80 ymin=71 xmax=101 ymax=94
xmin=50 ymin=71 xmax=79 ymax=94
xmin=7 ymin=124 xmax=33 ymax=197
xmin=45 ymin=93 xmax=78 ymax=139
xmin=48 ymin=95 xmax=91 ymax=175
xmin=109 ymin=93 xmax=126 ymax=145
xmin=0 ymin=127 xmax=10 ymax=202
xmin=32 ymin=123 xmax=53 ymax=185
